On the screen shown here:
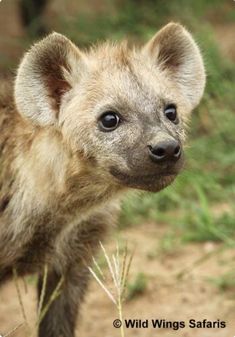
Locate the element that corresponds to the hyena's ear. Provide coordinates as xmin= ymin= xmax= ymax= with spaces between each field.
xmin=143 ymin=23 xmax=206 ymax=109
xmin=15 ymin=33 xmax=84 ymax=126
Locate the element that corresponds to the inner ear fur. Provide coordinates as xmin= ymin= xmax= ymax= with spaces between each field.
xmin=143 ymin=23 xmax=206 ymax=109
xmin=15 ymin=33 xmax=83 ymax=126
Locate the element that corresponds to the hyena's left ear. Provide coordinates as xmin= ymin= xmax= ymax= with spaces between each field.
xmin=15 ymin=33 xmax=84 ymax=126
xmin=143 ymin=23 xmax=206 ymax=109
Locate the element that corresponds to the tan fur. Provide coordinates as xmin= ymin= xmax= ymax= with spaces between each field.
xmin=0 ymin=23 xmax=205 ymax=337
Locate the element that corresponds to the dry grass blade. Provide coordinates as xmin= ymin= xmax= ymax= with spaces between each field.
xmin=99 ymin=241 xmax=118 ymax=289
xmin=121 ymin=249 xmax=134 ymax=300
xmin=13 ymin=268 xmax=28 ymax=326
xmin=37 ymin=264 xmax=48 ymax=317
xmin=112 ymin=254 xmax=119 ymax=288
xmin=89 ymin=241 xmax=134 ymax=337
xmin=37 ymin=276 xmax=64 ymax=326
xmin=120 ymin=245 xmax=128 ymax=293
xmin=88 ymin=267 xmax=117 ymax=305
xmin=92 ymin=256 xmax=105 ymax=280
xmin=116 ymin=243 xmax=120 ymax=282
xmin=3 ymin=322 xmax=24 ymax=337
xmin=176 ymin=245 xmax=226 ymax=280
xmin=11 ymin=266 xmax=66 ymax=337
xmin=22 ymin=277 xmax=28 ymax=294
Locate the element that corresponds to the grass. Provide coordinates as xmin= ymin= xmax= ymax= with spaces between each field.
xmin=88 ymin=242 xmax=134 ymax=337
xmin=9 ymin=267 xmax=64 ymax=337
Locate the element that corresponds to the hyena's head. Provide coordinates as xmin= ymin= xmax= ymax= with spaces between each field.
xmin=15 ymin=23 xmax=205 ymax=192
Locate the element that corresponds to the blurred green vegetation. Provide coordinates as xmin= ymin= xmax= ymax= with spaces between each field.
xmin=127 ymin=272 xmax=148 ymax=300
xmin=209 ymin=271 xmax=235 ymax=292
xmin=58 ymin=0 xmax=235 ymax=244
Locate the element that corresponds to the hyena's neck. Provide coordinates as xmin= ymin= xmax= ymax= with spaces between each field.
xmin=8 ymin=119 xmax=121 ymax=221
xmin=0 ymin=104 xmax=122 ymax=267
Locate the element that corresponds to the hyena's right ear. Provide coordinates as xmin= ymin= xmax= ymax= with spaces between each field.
xmin=143 ymin=23 xmax=206 ymax=110
xmin=15 ymin=33 xmax=84 ymax=126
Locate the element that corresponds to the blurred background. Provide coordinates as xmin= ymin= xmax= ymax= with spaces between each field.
xmin=0 ymin=1 xmax=235 ymax=336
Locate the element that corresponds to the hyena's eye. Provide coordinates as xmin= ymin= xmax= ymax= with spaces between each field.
xmin=164 ymin=104 xmax=179 ymax=124
xmin=99 ymin=112 xmax=120 ymax=131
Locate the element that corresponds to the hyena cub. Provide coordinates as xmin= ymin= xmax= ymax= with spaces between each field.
xmin=0 ymin=23 xmax=205 ymax=336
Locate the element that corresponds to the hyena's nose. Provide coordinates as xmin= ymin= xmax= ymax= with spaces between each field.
xmin=148 ymin=140 xmax=181 ymax=163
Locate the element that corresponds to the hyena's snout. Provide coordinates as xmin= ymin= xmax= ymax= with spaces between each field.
xmin=147 ymin=139 xmax=181 ymax=164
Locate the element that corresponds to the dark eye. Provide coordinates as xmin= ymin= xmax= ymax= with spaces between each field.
xmin=99 ymin=112 xmax=120 ymax=131
xmin=164 ymin=104 xmax=178 ymax=124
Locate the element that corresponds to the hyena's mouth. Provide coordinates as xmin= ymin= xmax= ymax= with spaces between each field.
xmin=109 ymin=167 xmax=178 ymax=192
